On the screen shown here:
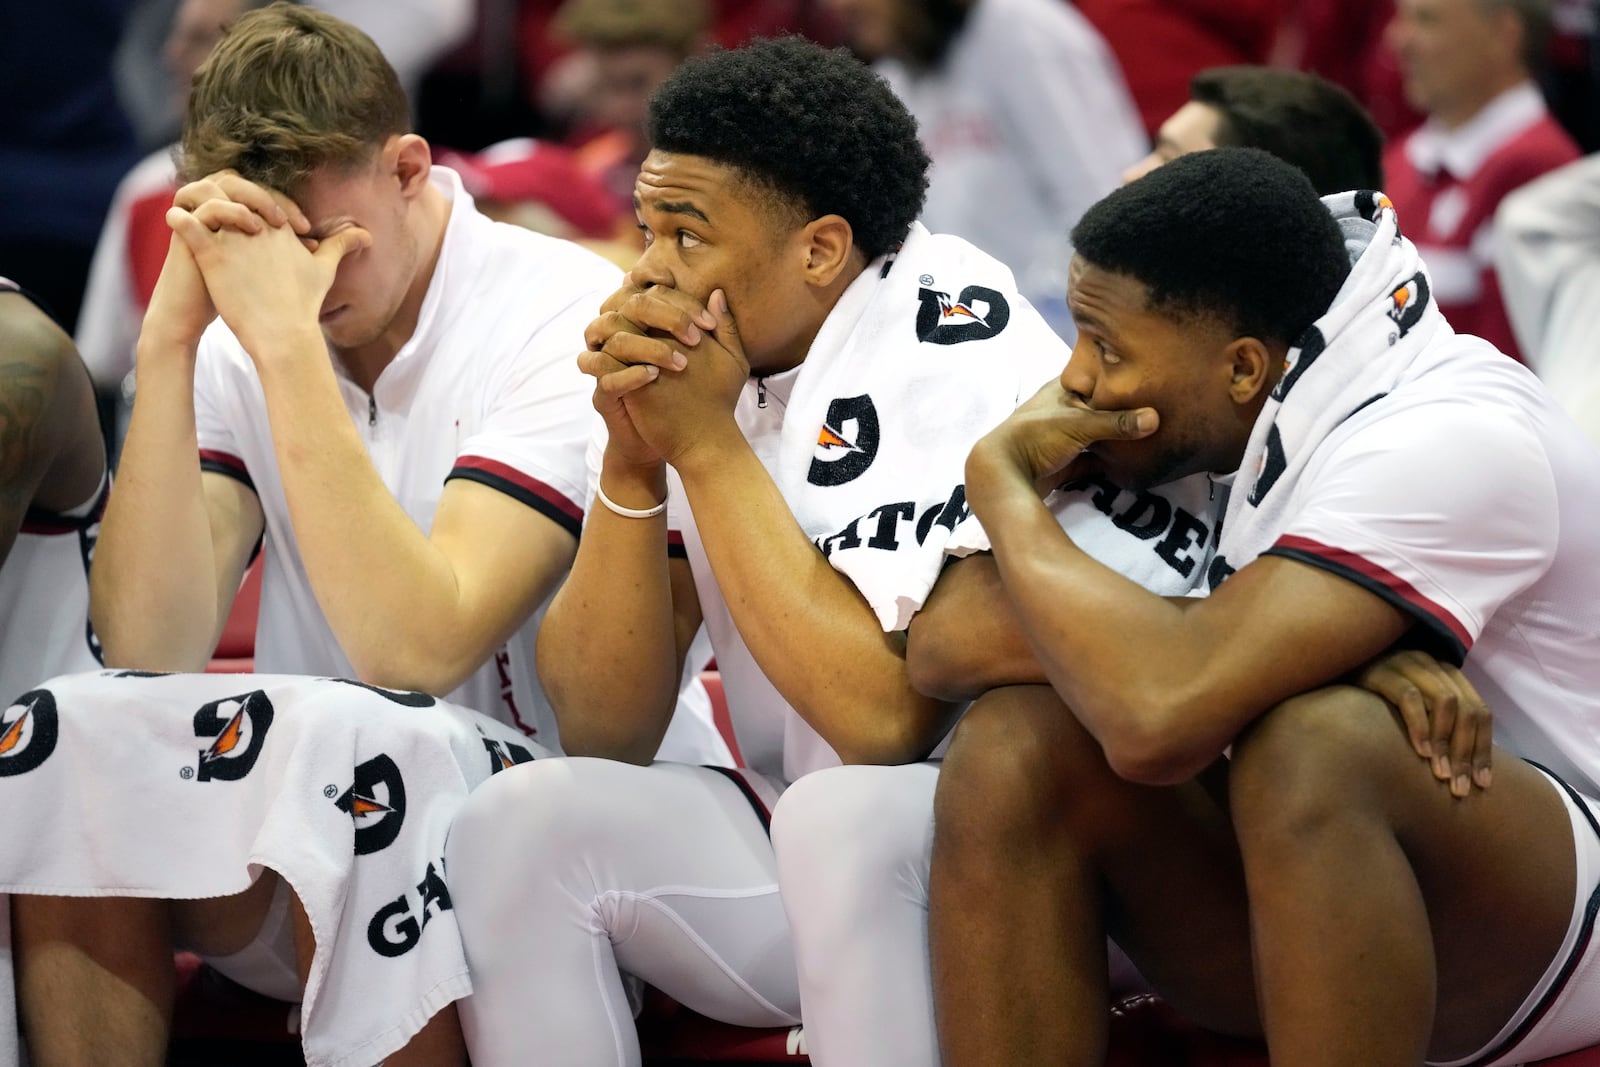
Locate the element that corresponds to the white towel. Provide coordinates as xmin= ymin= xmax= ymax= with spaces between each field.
xmin=946 ymin=469 xmax=1219 ymax=598
xmin=1209 ymin=191 xmax=1446 ymax=583
xmin=785 ymin=222 xmax=1067 ymax=630
xmin=0 ymin=670 xmax=552 ymax=1067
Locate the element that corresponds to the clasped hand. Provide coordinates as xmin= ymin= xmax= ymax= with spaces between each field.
xmin=967 ymin=378 xmax=1159 ymax=498
xmin=579 ymin=276 xmax=750 ymax=470
xmin=1359 ymin=648 xmax=1493 ymax=797
xmin=161 ymin=170 xmax=371 ymax=358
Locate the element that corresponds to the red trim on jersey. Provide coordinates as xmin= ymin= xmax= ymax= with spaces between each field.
xmin=1272 ymin=534 xmax=1473 ymax=652
xmin=198 ymin=449 xmax=250 ymax=480
xmin=447 ymin=457 xmax=584 ymax=537
xmin=667 ymin=528 xmax=687 ymax=559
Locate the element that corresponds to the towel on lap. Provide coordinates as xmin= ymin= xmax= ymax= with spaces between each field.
xmin=0 ymin=670 xmax=551 ymax=1067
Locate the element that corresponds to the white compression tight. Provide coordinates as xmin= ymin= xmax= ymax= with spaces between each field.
xmin=772 ymin=762 xmax=1150 ymax=1067
xmin=771 ymin=762 xmax=942 ymax=1067
xmin=445 ymin=758 xmax=801 ymax=1067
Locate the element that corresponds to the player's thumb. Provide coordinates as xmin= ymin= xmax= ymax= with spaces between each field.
xmin=709 ymin=289 xmax=739 ymax=342
xmin=709 ymin=289 xmax=748 ymax=370
xmin=314 ymin=226 xmax=373 ymax=265
xmin=1098 ymin=406 xmax=1159 ymax=439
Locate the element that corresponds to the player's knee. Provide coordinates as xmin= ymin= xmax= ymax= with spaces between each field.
xmin=772 ymin=765 xmax=931 ymax=903
xmin=1231 ymin=686 xmax=1397 ymax=843
xmin=447 ymin=758 xmax=608 ymax=896
xmin=938 ymin=686 xmax=1082 ymax=846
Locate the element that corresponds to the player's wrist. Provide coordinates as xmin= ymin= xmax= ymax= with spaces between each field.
xmin=598 ymin=455 xmax=668 ymax=509
xmin=134 ymin=327 xmax=201 ymax=370
xmin=666 ymin=419 xmax=745 ymax=479
xmin=244 ymin=324 xmax=327 ymax=369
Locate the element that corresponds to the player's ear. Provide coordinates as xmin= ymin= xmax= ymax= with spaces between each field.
xmin=392 ymin=135 xmax=432 ymax=199
xmin=1226 ymin=336 xmax=1276 ymax=405
xmin=801 ymin=214 xmax=854 ymax=288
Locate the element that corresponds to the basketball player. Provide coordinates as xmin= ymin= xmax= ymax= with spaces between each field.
xmin=439 ymin=37 xmax=1170 ymax=1066
xmin=11 ymin=6 xmax=721 ymax=1065
xmin=931 ymin=149 xmax=1600 ymax=1067
xmin=0 ymin=280 xmax=107 ymax=700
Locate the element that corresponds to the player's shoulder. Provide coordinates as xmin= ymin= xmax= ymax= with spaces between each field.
xmin=1327 ymin=337 xmax=1554 ymax=488
xmin=0 ymin=287 xmax=80 ymax=382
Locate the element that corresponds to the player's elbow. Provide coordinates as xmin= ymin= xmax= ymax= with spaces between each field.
xmin=349 ymin=641 xmax=476 ymax=700
xmin=91 ymin=596 xmax=211 ymax=673
xmin=551 ymin=717 xmax=660 ymax=767
xmin=905 ymin=619 xmax=980 ymax=703
xmin=1096 ymin=696 xmax=1212 ymax=787
xmin=825 ymin=697 xmax=956 ymax=767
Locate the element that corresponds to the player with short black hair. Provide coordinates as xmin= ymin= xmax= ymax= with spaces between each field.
xmin=646 ymin=36 xmax=929 ymax=263
xmin=442 ymin=36 xmax=1186 ymax=1066
xmin=1076 ymin=147 xmax=1350 ymax=359
xmin=928 ymin=147 xmax=1600 ymax=1067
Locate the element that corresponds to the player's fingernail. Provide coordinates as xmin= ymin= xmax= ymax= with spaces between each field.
xmin=1136 ymin=409 xmax=1157 ymax=433
xmin=1453 ymin=774 xmax=1470 ymax=797
xmin=1475 ymin=767 xmax=1493 ymax=788
xmin=671 ymin=351 xmax=687 ymax=370
xmin=684 ymin=323 xmax=701 ymax=344
xmin=1433 ymin=754 xmax=1450 ymax=778
xmin=695 ymin=305 xmax=717 ymax=329
xmin=645 ymin=366 xmax=660 ymax=380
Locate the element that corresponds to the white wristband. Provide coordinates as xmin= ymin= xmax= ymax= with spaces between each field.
xmin=596 ymin=481 xmax=668 ymax=519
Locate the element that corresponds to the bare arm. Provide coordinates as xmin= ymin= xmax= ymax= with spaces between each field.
xmin=0 ymin=293 xmax=105 ymax=566
xmin=90 ymin=234 xmax=266 ymax=670
xmin=966 ymin=430 xmax=1415 ymax=786
xmin=253 ymin=342 xmax=579 ymax=691
xmin=168 ymin=186 xmax=585 ymax=695
xmin=906 ymin=552 xmax=1049 ymax=702
xmin=536 ymin=453 xmax=705 ymax=765
xmin=675 ymin=431 xmax=960 ymax=764
xmin=607 ymin=285 xmax=956 ymax=766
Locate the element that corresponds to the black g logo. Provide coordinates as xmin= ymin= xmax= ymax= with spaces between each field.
xmin=808 ymin=395 xmax=881 ymax=487
xmin=915 ymin=286 xmax=1010 ymax=345
xmin=193 ymin=690 xmax=275 ymax=782
xmin=336 ymin=753 xmax=407 ymax=856
xmin=0 ymin=690 xmax=59 ymax=777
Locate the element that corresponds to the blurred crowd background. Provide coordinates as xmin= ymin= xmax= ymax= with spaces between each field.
xmin=4 ymin=0 xmax=1597 ymax=458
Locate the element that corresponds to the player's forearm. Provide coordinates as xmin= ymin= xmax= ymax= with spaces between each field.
xmin=92 ymin=340 xmax=220 ymax=669
xmin=536 ymin=458 xmax=685 ymax=764
xmin=968 ymin=447 xmax=1229 ymax=784
xmin=677 ymin=436 xmax=958 ymax=766
xmin=252 ymin=337 xmax=484 ymax=692
xmin=906 ymin=553 xmax=1049 ymax=701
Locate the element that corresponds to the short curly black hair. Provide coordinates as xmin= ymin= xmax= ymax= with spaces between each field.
xmin=647 ymin=36 xmax=929 ymax=262
xmin=1072 ymin=148 xmax=1349 ymax=348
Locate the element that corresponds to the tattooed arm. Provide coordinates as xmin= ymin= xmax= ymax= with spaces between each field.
xmin=0 ymin=292 xmax=106 ymax=567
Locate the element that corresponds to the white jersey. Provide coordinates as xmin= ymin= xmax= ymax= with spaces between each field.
xmin=877 ymin=0 xmax=1145 ymax=309
xmin=589 ymin=231 xmax=1077 ymax=787
xmin=193 ymin=167 xmax=722 ymax=761
xmin=1261 ymin=337 xmax=1600 ymax=795
xmin=0 ymin=484 xmax=105 ymax=704
xmin=0 ymin=279 xmax=104 ymax=702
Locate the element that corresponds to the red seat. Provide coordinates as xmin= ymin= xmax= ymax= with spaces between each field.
xmin=167 ymin=959 xmax=1600 ymax=1066
xmin=700 ymin=669 xmax=745 ymax=768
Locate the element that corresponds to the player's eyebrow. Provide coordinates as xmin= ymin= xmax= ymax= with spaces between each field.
xmin=635 ymin=195 xmax=710 ymax=225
